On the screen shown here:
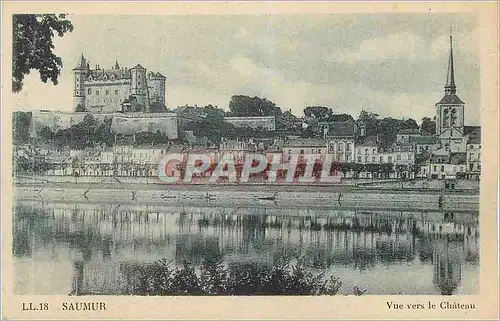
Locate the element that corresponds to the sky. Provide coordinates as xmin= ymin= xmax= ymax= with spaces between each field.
xmin=13 ymin=14 xmax=481 ymax=125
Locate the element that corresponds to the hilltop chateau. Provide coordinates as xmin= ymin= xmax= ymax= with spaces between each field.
xmin=73 ymin=54 xmax=166 ymax=113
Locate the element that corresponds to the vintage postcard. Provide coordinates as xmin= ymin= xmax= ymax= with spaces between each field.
xmin=1 ymin=1 xmax=498 ymax=320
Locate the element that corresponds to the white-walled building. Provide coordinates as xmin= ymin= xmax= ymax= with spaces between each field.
xmin=325 ymin=121 xmax=356 ymax=163
xmin=354 ymin=136 xmax=378 ymax=164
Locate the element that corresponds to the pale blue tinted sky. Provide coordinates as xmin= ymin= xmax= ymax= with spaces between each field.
xmin=13 ymin=14 xmax=480 ymax=125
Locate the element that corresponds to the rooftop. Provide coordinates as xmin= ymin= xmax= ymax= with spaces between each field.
xmin=397 ymin=128 xmax=422 ymax=135
xmin=437 ymin=94 xmax=464 ymax=105
xmin=326 ymin=121 xmax=355 ymax=137
xmin=356 ymin=135 xmax=378 ymax=146
xmin=283 ymin=138 xmax=326 ymax=148
xmin=410 ymin=135 xmax=438 ymax=144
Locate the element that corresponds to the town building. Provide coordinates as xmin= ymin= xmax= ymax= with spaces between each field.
xmin=282 ymin=138 xmax=327 ymax=161
xmin=418 ymin=153 xmax=467 ymax=180
xmin=354 ymin=136 xmax=379 ymax=164
xmin=73 ymin=54 xmax=166 ymax=113
xmin=411 ymin=135 xmax=439 ymax=155
xmin=325 ymin=121 xmax=356 ymax=163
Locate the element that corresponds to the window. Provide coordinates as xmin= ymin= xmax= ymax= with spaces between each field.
xmin=372 ymin=156 xmax=376 ymax=163
xmin=318 ymin=150 xmax=321 ymax=154
xmin=425 ymin=146 xmax=429 ymax=151
xmin=115 ymin=90 xmax=119 ymax=95
xmin=311 ymin=149 xmax=315 ymax=154
xmin=138 ymin=82 xmax=141 ymax=86
xmin=433 ymin=165 xmax=437 ymax=172
xmin=288 ymin=149 xmax=291 ymax=154
xmin=88 ymin=88 xmax=92 ymax=94
xmin=106 ymin=90 xmax=109 ymax=95
xmin=365 ymin=148 xmax=368 ymax=154
xmin=451 ymin=108 xmax=457 ymax=125
xmin=364 ymin=156 xmax=368 ymax=163
xmin=380 ymin=156 xmax=383 ymax=163
xmin=357 ymin=156 xmax=362 ymax=163
xmin=338 ymin=143 xmax=343 ymax=151
xmin=96 ymin=90 xmax=99 ymax=95
xmin=441 ymin=165 xmax=445 ymax=172
xmin=300 ymin=149 xmax=304 ymax=154
xmin=372 ymin=148 xmax=376 ymax=154
xmin=388 ymin=156 xmax=393 ymax=163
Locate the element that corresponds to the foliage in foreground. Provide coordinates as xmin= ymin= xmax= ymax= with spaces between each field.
xmin=123 ymin=257 xmax=356 ymax=296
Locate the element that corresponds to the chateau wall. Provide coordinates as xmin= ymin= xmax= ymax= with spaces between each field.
xmin=84 ymin=80 xmax=131 ymax=113
xmin=110 ymin=113 xmax=178 ymax=139
xmin=30 ymin=111 xmax=177 ymax=138
xmin=224 ymin=116 xmax=276 ymax=131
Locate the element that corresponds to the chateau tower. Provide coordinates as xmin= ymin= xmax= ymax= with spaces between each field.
xmin=73 ymin=53 xmax=89 ymax=111
xmin=435 ymin=33 xmax=465 ymax=138
xmin=130 ymin=64 xmax=150 ymax=112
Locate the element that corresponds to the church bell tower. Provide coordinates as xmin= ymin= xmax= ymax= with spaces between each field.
xmin=435 ymin=32 xmax=465 ymax=139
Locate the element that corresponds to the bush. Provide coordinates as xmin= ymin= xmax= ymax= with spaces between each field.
xmin=126 ymin=256 xmax=352 ymax=296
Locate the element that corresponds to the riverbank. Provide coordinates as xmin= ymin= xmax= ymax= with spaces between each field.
xmin=15 ymin=179 xmax=479 ymax=212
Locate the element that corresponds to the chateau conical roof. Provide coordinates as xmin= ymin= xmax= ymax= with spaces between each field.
xmin=73 ymin=53 xmax=86 ymax=70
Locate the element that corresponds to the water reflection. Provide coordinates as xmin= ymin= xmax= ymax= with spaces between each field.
xmin=13 ymin=203 xmax=479 ymax=295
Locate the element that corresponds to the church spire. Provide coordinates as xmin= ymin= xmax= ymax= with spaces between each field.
xmin=444 ymin=30 xmax=456 ymax=96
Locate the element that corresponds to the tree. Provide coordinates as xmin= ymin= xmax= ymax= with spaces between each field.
xmin=351 ymin=163 xmax=364 ymax=178
xmin=364 ymin=163 xmax=380 ymax=179
xmin=380 ymin=163 xmax=394 ymax=179
xmin=12 ymin=111 xmax=32 ymax=144
xmin=395 ymin=164 xmax=407 ymax=179
xmin=421 ymin=117 xmax=436 ymax=135
xmin=303 ymin=106 xmax=332 ymax=120
xmin=330 ymin=113 xmax=354 ymax=122
xmin=401 ymin=118 xmax=419 ymax=130
xmin=356 ymin=110 xmax=379 ymax=137
xmin=339 ymin=163 xmax=351 ymax=178
xmin=38 ymin=125 xmax=54 ymax=142
xmin=228 ymin=95 xmax=281 ymax=117
xmin=12 ymin=14 xmax=74 ymax=92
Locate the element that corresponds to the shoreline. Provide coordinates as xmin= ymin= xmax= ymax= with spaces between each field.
xmin=15 ymin=179 xmax=479 ymax=212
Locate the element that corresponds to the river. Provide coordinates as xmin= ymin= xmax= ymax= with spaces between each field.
xmin=13 ymin=201 xmax=479 ymax=295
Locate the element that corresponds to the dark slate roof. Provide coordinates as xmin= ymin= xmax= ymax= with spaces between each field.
xmin=130 ymin=64 xmax=146 ymax=70
xmin=356 ymin=135 xmax=378 ymax=146
xmin=464 ymin=126 xmax=481 ymax=144
xmin=88 ymin=69 xmax=131 ymax=81
xmin=464 ymin=126 xmax=480 ymax=135
xmin=114 ymin=135 xmax=135 ymax=146
xmin=410 ymin=135 xmax=438 ymax=144
xmin=450 ymin=152 xmax=467 ymax=165
xmin=397 ymin=128 xmax=421 ymax=135
xmin=429 ymin=154 xmax=450 ymax=164
xmin=283 ymin=138 xmax=326 ymax=148
xmin=428 ymin=152 xmax=466 ymax=165
xmin=437 ymin=94 xmax=464 ymax=105
xmin=326 ymin=121 xmax=355 ymax=137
